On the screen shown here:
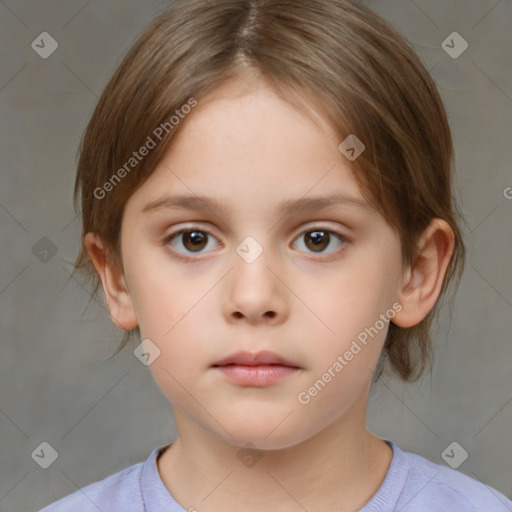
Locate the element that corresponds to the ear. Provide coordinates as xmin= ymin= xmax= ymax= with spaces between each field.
xmin=84 ymin=232 xmax=138 ymax=330
xmin=392 ymin=219 xmax=455 ymax=328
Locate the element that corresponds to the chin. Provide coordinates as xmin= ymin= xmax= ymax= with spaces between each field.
xmin=216 ymin=420 xmax=312 ymax=452
xmin=232 ymin=433 xmax=311 ymax=452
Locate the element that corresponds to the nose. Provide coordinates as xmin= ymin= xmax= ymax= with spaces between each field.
xmin=222 ymin=246 xmax=289 ymax=326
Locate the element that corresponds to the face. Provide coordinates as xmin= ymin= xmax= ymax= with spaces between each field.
xmin=118 ymin=78 xmax=405 ymax=450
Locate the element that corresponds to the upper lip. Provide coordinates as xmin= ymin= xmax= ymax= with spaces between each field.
xmin=212 ymin=350 xmax=300 ymax=368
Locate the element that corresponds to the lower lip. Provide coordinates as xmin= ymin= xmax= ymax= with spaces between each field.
xmin=213 ymin=364 xmax=298 ymax=386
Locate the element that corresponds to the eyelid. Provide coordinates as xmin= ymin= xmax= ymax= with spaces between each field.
xmin=163 ymin=220 xmax=350 ymax=239
xmin=163 ymin=223 xmax=223 ymax=245
xmin=292 ymin=224 xmax=349 ymax=259
xmin=293 ymin=221 xmax=350 ymax=240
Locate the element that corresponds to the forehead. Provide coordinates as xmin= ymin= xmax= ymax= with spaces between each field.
xmin=184 ymin=75 xmax=338 ymax=142
xmin=126 ymin=77 xmax=368 ymax=217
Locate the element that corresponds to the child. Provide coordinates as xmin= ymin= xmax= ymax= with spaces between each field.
xmin=40 ymin=0 xmax=512 ymax=511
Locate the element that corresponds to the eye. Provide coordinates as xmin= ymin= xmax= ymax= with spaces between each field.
xmin=292 ymin=227 xmax=347 ymax=256
xmin=163 ymin=225 xmax=347 ymax=261
xmin=164 ymin=228 xmax=221 ymax=258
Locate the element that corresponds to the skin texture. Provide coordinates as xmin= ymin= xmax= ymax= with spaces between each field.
xmin=85 ymin=77 xmax=454 ymax=512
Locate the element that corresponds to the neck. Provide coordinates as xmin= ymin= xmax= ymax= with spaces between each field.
xmin=157 ymin=398 xmax=392 ymax=512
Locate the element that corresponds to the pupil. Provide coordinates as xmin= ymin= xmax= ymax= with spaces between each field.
xmin=184 ymin=231 xmax=207 ymax=251
xmin=310 ymin=231 xmax=323 ymax=244
xmin=189 ymin=232 xmax=203 ymax=244
xmin=307 ymin=230 xmax=329 ymax=252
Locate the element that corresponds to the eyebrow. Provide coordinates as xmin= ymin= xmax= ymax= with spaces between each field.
xmin=141 ymin=193 xmax=370 ymax=216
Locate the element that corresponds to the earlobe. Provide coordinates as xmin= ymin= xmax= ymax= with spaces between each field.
xmin=392 ymin=219 xmax=454 ymax=328
xmin=84 ymin=232 xmax=138 ymax=330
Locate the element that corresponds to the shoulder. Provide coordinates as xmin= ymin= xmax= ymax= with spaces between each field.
xmin=38 ymin=460 xmax=145 ymax=512
xmin=395 ymin=444 xmax=512 ymax=512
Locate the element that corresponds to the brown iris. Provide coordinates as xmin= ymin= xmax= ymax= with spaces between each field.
xmin=304 ymin=230 xmax=330 ymax=252
xmin=181 ymin=230 xmax=208 ymax=252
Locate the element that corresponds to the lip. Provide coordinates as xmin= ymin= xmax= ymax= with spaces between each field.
xmin=212 ymin=350 xmax=299 ymax=368
xmin=211 ymin=351 xmax=301 ymax=387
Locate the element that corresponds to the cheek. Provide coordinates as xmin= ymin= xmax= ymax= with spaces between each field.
xmin=124 ymin=241 xmax=194 ymax=332
xmin=134 ymin=292 xmax=213 ymax=407
xmin=297 ymin=247 xmax=399 ymax=373
xmin=125 ymin=255 xmax=217 ymax=369
xmin=293 ymin=282 xmax=387 ymax=424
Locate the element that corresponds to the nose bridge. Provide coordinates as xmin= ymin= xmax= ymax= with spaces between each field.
xmin=235 ymin=234 xmax=267 ymax=266
xmin=223 ymin=232 xmax=288 ymax=323
xmin=232 ymin=233 xmax=277 ymax=290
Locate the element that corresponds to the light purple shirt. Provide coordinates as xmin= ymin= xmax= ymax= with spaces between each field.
xmin=39 ymin=440 xmax=512 ymax=511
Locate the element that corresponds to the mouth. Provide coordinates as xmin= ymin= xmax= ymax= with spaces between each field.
xmin=212 ymin=350 xmax=300 ymax=368
xmin=211 ymin=350 xmax=301 ymax=387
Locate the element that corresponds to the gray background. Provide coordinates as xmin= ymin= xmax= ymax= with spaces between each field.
xmin=0 ymin=0 xmax=511 ymax=510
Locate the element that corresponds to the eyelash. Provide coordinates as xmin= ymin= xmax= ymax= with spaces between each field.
xmin=162 ymin=224 xmax=349 ymax=262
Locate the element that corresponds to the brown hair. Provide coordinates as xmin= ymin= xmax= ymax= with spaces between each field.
xmin=72 ymin=0 xmax=466 ymax=381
